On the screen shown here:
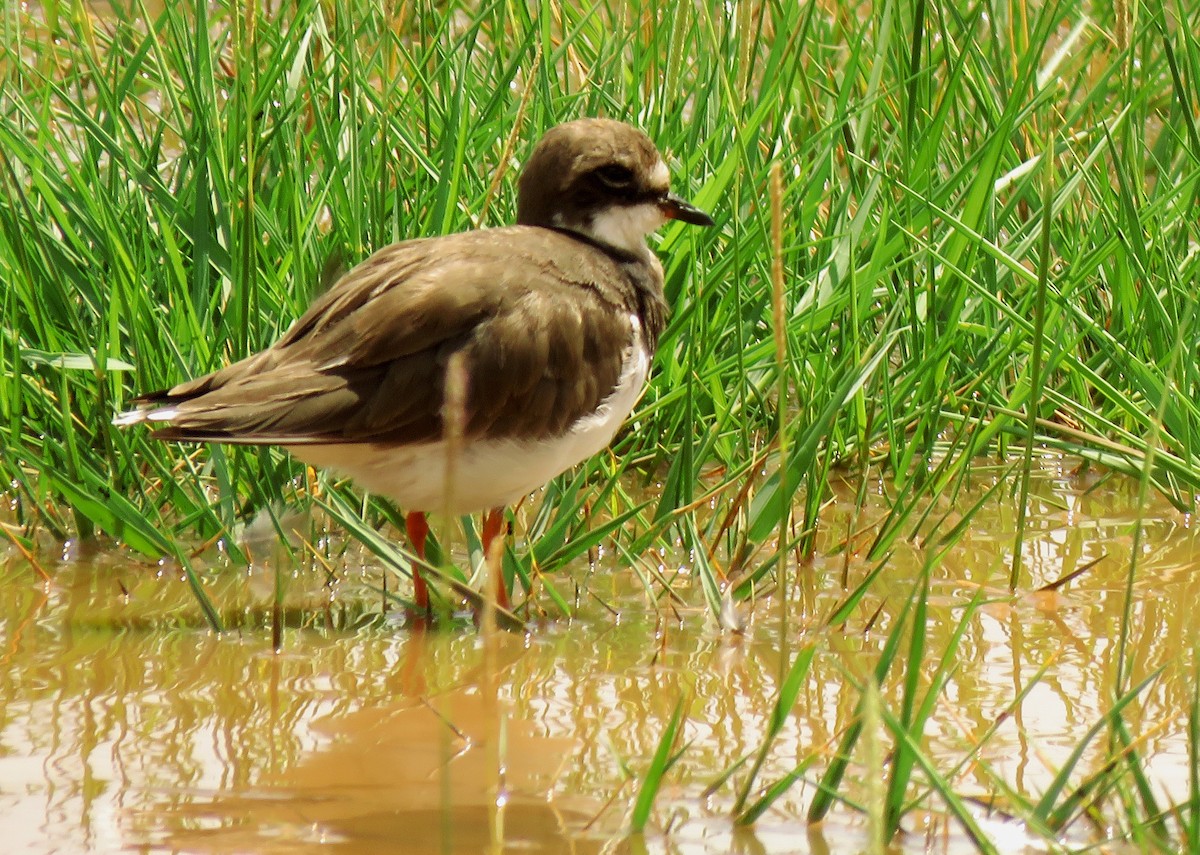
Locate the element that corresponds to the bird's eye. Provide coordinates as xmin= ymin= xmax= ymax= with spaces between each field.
xmin=594 ymin=164 xmax=636 ymax=188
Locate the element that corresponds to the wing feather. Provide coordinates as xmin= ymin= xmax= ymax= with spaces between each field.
xmin=137 ymin=227 xmax=639 ymax=446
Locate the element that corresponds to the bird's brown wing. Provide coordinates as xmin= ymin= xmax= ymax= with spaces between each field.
xmin=137 ymin=227 xmax=638 ymax=446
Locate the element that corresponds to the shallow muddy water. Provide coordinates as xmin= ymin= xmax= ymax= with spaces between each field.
xmin=2 ymin=458 xmax=1198 ymax=853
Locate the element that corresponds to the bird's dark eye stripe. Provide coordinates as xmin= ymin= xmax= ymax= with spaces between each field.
xmin=594 ymin=164 xmax=636 ymax=186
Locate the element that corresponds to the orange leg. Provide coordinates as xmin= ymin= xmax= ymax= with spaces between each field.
xmin=405 ymin=511 xmax=431 ymax=612
xmin=481 ymin=507 xmax=510 ymax=610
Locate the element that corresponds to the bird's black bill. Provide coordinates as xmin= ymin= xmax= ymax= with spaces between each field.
xmin=661 ymin=192 xmax=715 ymax=226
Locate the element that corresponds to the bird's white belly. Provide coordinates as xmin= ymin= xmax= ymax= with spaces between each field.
xmin=289 ymin=339 xmax=651 ymax=514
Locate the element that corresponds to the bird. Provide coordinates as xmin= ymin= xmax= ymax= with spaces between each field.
xmin=115 ymin=117 xmax=714 ymax=614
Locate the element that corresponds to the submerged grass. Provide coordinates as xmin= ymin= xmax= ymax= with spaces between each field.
xmin=5 ymin=0 xmax=1200 ymax=850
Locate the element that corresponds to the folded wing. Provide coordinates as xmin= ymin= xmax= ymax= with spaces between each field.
xmin=126 ymin=228 xmax=639 ymax=446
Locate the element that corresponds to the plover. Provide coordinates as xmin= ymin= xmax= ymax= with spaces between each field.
xmin=116 ymin=118 xmax=714 ymax=612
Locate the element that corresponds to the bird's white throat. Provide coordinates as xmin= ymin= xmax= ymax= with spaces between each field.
xmin=588 ymin=203 xmax=667 ymax=259
xmin=553 ymin=201 xmax=666 ymax=261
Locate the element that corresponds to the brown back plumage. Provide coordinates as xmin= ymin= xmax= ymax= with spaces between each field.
xmin=137 ymin=227 xmax=664 ymax=445
xmin=126 ymin=118 xmax=704 ymax=449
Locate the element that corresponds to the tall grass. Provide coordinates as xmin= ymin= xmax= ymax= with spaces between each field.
xmin=5 ymin=0 xmax=1200 ymax=848
xmin=4 ymin=0 xmax=1199 ymax=561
